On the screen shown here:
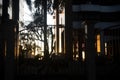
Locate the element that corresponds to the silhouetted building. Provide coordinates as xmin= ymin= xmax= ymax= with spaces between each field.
xmin=64 ymin=0 xmax=120 ymax=80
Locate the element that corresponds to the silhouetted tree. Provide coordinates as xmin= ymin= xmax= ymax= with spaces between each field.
xmin=24 ymin=0 xmax=65 ymax=59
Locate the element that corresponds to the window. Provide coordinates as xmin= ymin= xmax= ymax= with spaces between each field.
xmin=97 ymin=34 xmax=101 ymax=53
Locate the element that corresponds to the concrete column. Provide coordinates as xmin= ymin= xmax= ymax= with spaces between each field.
xmin=85 ymin=21 xmax=96 ymax=80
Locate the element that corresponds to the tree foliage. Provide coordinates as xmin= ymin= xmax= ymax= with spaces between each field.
xmin=21 ymin=0 xmax=65 ymax=59
xmin=25 ymin=0 xmax=65 ymax=14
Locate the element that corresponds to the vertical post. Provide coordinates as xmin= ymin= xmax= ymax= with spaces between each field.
xmin=2 ymin=0 xmax=19 ymax=79
xmin=100 ymin=31 xmax=105 ymax=55
xmin=12 ymin=0 xmax=19 ymax=57
xmin=12 ymin=0 xmax=19 ymax=77
xmin=0 ymin=24 xmax=5 ymax=80
xmin=56 ymin=4 xmax=59 ymax=54
xmin=118 ymin=28 xmax=120 ymax=62
xmin=43 ymin=0 xmax=49 ymax=59
xmin=117 ymin=28 xmax=120 ymax=63
xmin=78 ymin=29 xmax=84 ymax=61
xmin=112 ymin=29 xmax=114 ymax=60
xmin=1 ymin=0 xmax=15 ymax=80
xmin=85 ymin=21 xmax=96 ymax=80
xmin=5 ymin=21 xmax=15 ymax=80
xmin=12 ymin=0 xmax=19 ymax=20
xmin=2 ymin=0 xmax=9 ymax=22
xmin=65 ymin=0 xmax=73 ymax=60
xmin=0 ymin=1 xmax=8 ymax=79
xmin=116 ymin=28 xmax=119 ymax=63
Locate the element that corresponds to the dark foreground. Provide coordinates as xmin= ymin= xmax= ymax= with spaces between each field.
xmin=14 ymin=57 xmax=120 ymax=80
